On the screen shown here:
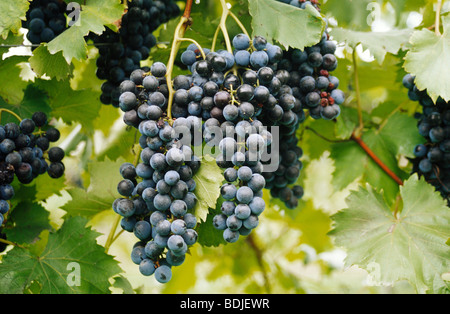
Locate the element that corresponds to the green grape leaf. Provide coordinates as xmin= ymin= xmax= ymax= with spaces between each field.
xmin=0 ymin=56 xmax=31 ymax=105
xmin=4 ymin=201 xmax=51 ymax=245
xmin=378 ymin=111 xmax=426 ymax=157
xmin=62 ymin=157 xmax=126 ymax=218
xmin=333 ymin=54 xmax=412 ymax=114
xmin=0 ymin=0 xmax=29 ymax=39
xmin=0 ymin=31 xmax=25 ymax=53
xmin=33 ymin=174 xmax=67 ymax=200
xmin=0 ymin=84 xmax=51 ymax=125
xmin=403 ymin=15 xmax=450 ymax=103
xmin=248 ymin=0 xmax=325 ymax=49
xmin=29 ymin=45 xmax=74 ymax=81
xmin=0 ymin=216 xmax=122 ymax=294
xmin=329 ymin=175 xmax=450 ymax=294
xmin=196 ymin=205 xmax=226 ymax=248
xmin=61 ymin=188 xmax=114 ymax=218
xmin=111 ymin=275 xmax=135 ymax=294
xmin=47 ymin=0 xmax=125 ymax=62
xmin=334 ymin=106 xmax=359 ymax=140
xmin=95 ymin=127 xmax=137 ymax=163
xmin=192 ymin=156 xmax=224 ymax=222
xmin=301 ymin=118 xmax=334 ymax=160
xmin=70 ymin=47 xmax=104 ymax=91
xmin=34 ymin=78 xmax=101 ymax=131
xmin=331 ymin=27 xmax=413 ymax=64
xmin=322 ymin=0 xmax=375 ymax=31
xmin=331 ymin=112 xmax=420 ymax=202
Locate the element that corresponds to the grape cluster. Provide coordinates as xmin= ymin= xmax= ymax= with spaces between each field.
xmin=279 ymin=42 xmax=343 ymax=121
xmin=403 ymin=74 xmax=450 ymax=205
xmin=0 ymin=112 xmax=65 ymax=234
xmin=180 ymin=35 xmax=308 ymax=211
xmin=91 ymin=0 xmax=180 ymax=106
xmin=113 ymin=62 xmax=203 ymax=283
xmin=179 ymin=41 xmax=275 ymax=242
xmin=276 ymin=0 xmax=342 ymax=121
xmin=113 ymin=18 xmax=345 ymax=282
xmin=23 ymin=0 xmax=68 ymax=46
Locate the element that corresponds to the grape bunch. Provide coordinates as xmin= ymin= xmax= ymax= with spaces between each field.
xmin=113 ymin=62 xmax=204 ymax=283
xmin=23 ymin=0 xmax=68 ymax=46
xmin=180 ymin=38 xmax=287 ymax=242
xmin=403 ymin=74 xmax=450 ymax=205
xmin=279 ymin=40 xmax=343 ymax=121
xmin=91 ymin=0 xmax=180 ymax=106
xmin=112 ymin=18 xmax=345 ymax=281
xmin=178 ymin=33 xmax=307 ymax=210
xmin=0 ymin=112 xmax=66 ymax=234
xmin=276 ymin=0 xmax=343 ymax=121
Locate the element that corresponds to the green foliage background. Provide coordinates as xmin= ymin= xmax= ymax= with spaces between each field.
xmin=0 ymin=0 xmax=448 ymax=294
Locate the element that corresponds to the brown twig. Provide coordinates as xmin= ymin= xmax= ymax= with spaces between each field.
xmin=351 ymin=133 xmax=404 ymax=186
xmin=183 ymin=0 xmax=194 ymax=20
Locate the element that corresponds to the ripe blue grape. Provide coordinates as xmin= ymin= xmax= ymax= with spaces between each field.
xmin=232 ymin=33 xmax=250 ymax=50
xmin=223 ymin=228 xmax=239 ymax=243
xmin=249 ymin=51 xmax=269 ymax=69
xmin=139 ymin=258 xmax=156 ymax=276
xmin=402 ymin=74 xmax=450 ymax=205
xmin=134 ymin=221 xmax=152 ymax=241
xmin=235 ymin=50 xmax=251 ymax=67
xmin=155 ymin=265 xmax=172 ymax=283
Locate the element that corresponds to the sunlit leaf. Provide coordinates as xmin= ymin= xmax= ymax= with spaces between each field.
xmin=330 ymin=175 xmax=450 ymax=293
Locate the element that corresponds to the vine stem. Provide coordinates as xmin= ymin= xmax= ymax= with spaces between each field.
xmin=165 ymin=0 xmax=195 ymax=122
xmin=179 ymin=37 xmax=207 ymax=60
xmin=211 ymin=1 xmax=250 ymax=72
xmin=350 ymin=46 xmax=403 ymax=186
xmin=351 ymin=133 xmax=404 ymax=186
xmin=218 ymin=0 xmax=239 ymax=76
xmin=304 ymin=125 xmax=403 ymax=186
xmin=211 ymin=23 xmax=222 ymax=52
xmin=0 ymin=238 xmax=25 ymax=249
xmin=228 ymin=10 xmax=250 ymax=38
xmin=104 ymin=214 xmax=121 ymax=254
xmin=0 ymin=109 xmax=22 ymax=123
xmin=435 ymin=0 xmax=443 ymax=36
xmin=218 ymin=0 xmax=234 ymax=55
